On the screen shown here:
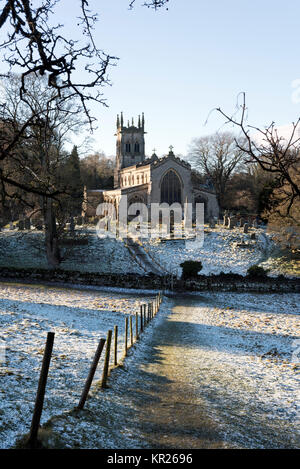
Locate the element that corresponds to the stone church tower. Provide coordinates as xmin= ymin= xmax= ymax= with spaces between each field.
xmin=114 ymin=112 xmax=146 ymax=188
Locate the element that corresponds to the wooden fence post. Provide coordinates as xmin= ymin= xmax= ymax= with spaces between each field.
xmin=125 ymin=317 xmax=128 ymax=356
xmin=27 ymin=332 xmax=55 ymax=448
xmin=130 ymin=316 xmax=133 ymax=347
xmin=101 ymin=330 xmax=112 ymax=388
xmin=135 ymin=312 xmax=139 ymax=340
xmin=114 ymin=325 xmax=118 ymax=366
xmin=77 ymin=337 xmax=106 ymax=410
xmin=140 ymin=305 xmax=143 ymax=333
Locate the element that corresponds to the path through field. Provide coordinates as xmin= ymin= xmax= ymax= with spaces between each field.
xmin=48 ymin=292 xmax=299 ymax=449
xmin=0 ymin=283 xmax=299 ymax=449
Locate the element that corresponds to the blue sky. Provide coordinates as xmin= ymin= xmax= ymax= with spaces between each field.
xmin=15 ymin=0 xmax=300 ymax=156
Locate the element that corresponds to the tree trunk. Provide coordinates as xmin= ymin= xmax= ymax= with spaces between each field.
xmin=43 ymin=197 xmax=61 ymax=268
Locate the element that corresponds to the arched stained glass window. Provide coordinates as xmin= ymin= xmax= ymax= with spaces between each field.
xmin=134 ymin=142 xmax=140 ymax=153
xmin=160 ymin=170 xmax=182 ymax=205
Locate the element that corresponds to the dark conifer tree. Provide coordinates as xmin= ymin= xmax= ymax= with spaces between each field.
xmin=64 ymin=146 xmax=84 ymax=216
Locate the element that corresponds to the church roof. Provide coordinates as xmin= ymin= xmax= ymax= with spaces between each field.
xmin=136 ymin=149 xmax=191 ymax=171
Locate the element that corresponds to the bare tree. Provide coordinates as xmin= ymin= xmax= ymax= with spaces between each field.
xmin=0 ymin=1 xmax=170 ymax=198
xmin=188 ymin=131 xmax=246 ymax=208
xmin=0 ymin=73 xmax=86 ymax=267
xmin=80 ymin=152 xmax=114 ymax=190
xmin=216 ymin=93 xmax=300 ymax=218
xmin=0 ymin=1 xmax=171 ymax=265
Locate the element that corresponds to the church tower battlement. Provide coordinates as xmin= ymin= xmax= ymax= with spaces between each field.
xmin=114 ymin=112 xmax=146 ymax=188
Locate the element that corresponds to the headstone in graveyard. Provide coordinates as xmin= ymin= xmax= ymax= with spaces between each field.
xmin=24 ymin=218 xmax=31 ymax=230
xmin=69 ymin=217 xmax=75 ymax=233
xmin=243 ymin=222 xmax=249 ymax=234
xmin=18 ymin=220 xmax=24 ymax=231
xmin=35 ymin=219 xmax=43 ymax=230
xmin=228 ymin=217 xmax=236 ymax=229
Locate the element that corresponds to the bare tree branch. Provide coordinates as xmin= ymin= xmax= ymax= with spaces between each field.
xmin=215 ymin=92 xmax=300 ymax=216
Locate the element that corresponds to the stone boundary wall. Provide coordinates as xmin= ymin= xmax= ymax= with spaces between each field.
xmin=0 ymin=267 xmax=299 ymax=293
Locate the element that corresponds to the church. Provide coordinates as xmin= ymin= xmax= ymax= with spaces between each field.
xmin=87 ymin=113 xmax=219 ymax=222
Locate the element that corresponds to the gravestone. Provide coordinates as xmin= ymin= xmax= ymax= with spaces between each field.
xmin=35 ymin=220 xmax=43 ymax=230
xmin=243 ymin=222 xmax=249 ymax=234
xmin=228 ymin=217 xmax=235 ymax=229
xmin=18 ymin=220 xmax=24 ymax=231
xmin=24 ymin=218 xmax=31 ymax=230
xmin=76 ymin=216 xmax=83 ymax=226
xmin=69 ymin=217 xmax=75 ymax=234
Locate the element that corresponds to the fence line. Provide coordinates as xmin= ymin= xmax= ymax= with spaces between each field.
xmin=23 ymin=291 xmax=164 ymax=448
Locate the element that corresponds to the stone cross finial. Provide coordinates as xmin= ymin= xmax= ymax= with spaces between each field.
xmin=169 ymin=145 xmax=174 ymax=152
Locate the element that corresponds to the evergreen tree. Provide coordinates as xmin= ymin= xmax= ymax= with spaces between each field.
xmin=64 ymin=146 xmax=84 ymax=216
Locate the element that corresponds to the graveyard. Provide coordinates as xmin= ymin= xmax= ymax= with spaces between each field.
xmin=0 ymin=215 xmax=298 ymax=280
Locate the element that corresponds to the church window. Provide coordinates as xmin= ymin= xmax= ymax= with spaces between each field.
xmin=125 ymin=142 xmax=131 ymax=153
xmin=134 ymin=142 xmax=140 ymax=153
xmin=160 ymin=170 xmax=182 ymax=205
